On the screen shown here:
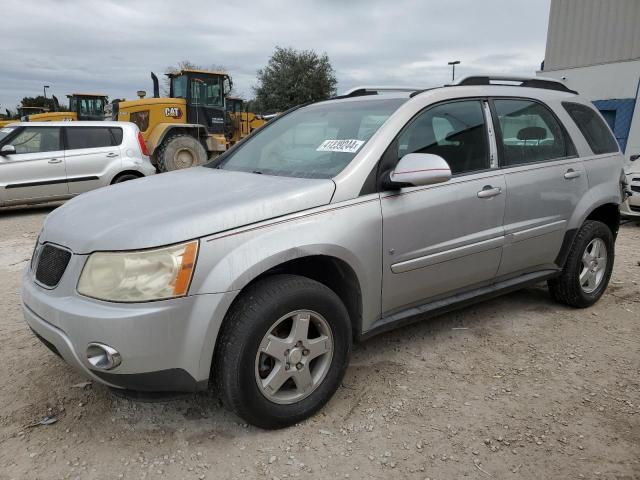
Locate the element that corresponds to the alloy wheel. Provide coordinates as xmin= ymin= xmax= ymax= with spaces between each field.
xmin=580 ymin=237 xmax=607 ymax=294
xmin=254 ymin=310 xmax=333 ymax=405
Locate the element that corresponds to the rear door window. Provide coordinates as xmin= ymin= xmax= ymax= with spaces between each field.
xmin=66 ymin=127 xmax=118 ymax=150
xmin=493 ymin=99 xmax=575 ymax=166
xmin=562 ymin=102 xmax=619 ymax=155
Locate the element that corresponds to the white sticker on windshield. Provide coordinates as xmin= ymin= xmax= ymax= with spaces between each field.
xmin=316 ymin=139 xmax=365 ymax=153
xmin=1 ymin=128 xmax=14 ymax=133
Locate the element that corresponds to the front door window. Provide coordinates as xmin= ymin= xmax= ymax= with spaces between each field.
xmin=9 ymin=127 xmax=61 ymax=154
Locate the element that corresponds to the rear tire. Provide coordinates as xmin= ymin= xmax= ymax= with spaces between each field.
xmin=548 ymin=220 xmax=614 ymax=308
xmin=156 ymin=134 xmax=207 ymax=172
xmin=214 ymin=274 xmax=352 ymax=429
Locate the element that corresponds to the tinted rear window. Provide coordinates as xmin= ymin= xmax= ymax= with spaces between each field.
xmin=66 ymin=127 xmax=121 ymax=150
xmin=110 ymin=127 xmax=123 ymax=145
xmin=562 ymin=102 xmax=619 ymax=155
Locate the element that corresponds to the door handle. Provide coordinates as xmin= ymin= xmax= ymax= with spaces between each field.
xmin=477 ymin=186 xmax=502 ymax=198
xmin=564 ymin=169 xmax=581 ymax=179
xmin=48 ymin=158 xmax=62 ymax=164
xmin=106 ymin=152 xmax=119 ymax=158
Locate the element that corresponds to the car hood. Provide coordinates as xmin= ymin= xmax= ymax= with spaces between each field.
xmin=41 ymin=168 xmax=336 ymax=254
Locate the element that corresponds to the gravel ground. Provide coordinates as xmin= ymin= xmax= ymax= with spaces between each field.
xmin=0 ymin=204 xmax=638 ymax=480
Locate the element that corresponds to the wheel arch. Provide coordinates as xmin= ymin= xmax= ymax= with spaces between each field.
xmin=147 ymin=123 xmax=209 ymax=155
xmin=584 ymin=203 xmax=620 ymax=238
xmin=557 ymin=201 xmax=620 ymax=268
xmin=202 ymin=252 xmax=364 ymax=385
xmin=110 ymin=170 xmax=144 ymax=184
xmin=243 ymin=255 xmax=363 ymax=341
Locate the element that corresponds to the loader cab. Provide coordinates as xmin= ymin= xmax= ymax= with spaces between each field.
xmin=68 ymin=94 xmax=109 ymax=121
xmin=226 ymin=97 xmax=245 ymax=114
xmin=167 ymin=69 xmax=231 ymax=134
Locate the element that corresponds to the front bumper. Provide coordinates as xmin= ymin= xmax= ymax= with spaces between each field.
xmin=22 ymin=265 xmax=237 ymax=392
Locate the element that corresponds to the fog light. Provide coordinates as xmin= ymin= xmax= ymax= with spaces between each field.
xmin=86 ymin=343 xmax=121 ymax=370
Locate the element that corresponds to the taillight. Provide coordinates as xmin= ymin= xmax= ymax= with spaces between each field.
xmin=137 ymin=131 xmax=149 ymax=156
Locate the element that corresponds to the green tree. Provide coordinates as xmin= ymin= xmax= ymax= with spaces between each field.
xmin=18 ymin=95 xmax=52 ymax=109
xmin=253 ymin=46 xmax=337 ymax=113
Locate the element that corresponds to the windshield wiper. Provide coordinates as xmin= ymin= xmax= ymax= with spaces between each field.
xmin=252 ymin=170 xmax=263 ymax=175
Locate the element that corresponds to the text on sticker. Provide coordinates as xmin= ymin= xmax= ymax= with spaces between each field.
xmin=316 ymin=139 xmax=365 ymax=153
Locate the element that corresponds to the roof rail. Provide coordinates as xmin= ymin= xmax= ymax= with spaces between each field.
xmin=455 ymin=75 xmax=578 ymax=94
xmin=339 ymin=86 xmax=424 ymax=98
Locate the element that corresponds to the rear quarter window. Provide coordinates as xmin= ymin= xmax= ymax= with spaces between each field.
xmin=109 ymin=127 xmax=123 ymax=145
xmin=562 ymin=102 xmax=619 ymax=155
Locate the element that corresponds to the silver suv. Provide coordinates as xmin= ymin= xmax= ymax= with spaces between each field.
xmin=22 ymin=76 xmax=625 ymax=429
xmin=0 ymin=121 xmax=155 ymax=207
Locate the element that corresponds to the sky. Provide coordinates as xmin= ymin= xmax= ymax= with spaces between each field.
xmin=0 ymin=0 xmax=551 ymax=111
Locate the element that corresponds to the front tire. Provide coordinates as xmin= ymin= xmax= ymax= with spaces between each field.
xmin=548 ymin=220 xmax=614 ymax=308
xmin=214 ymin=275 xmax=352 ymax=429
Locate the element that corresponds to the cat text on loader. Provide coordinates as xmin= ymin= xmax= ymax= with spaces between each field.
xmin=21 ymin=94 xmax=109 ymax=122
xmin=112 ymin=69 xmax=243 ymax=171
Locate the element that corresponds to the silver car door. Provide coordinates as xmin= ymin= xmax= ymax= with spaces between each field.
xmin=0 ymin=126 xmax=67 ymax=204
xmin=381 ymin=99 xmax=506 ymax=315
xmin=491 ymin=98 xmax=588 ymax=278
xmin=64 ymin=126 xmax=120 ymax=194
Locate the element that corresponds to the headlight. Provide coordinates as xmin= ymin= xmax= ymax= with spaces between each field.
xmin=77 ymin=241 xmax=198 ymax=302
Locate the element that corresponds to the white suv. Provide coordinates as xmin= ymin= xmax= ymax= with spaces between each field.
xmin=620 ymin=154 xmax=640 ymax=219
xmin=0 ymin=121 xmax=155 ymax=207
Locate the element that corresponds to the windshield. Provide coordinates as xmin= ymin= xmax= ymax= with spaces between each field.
xmin=71 ymin=97 xmax=107 ymax=117
xmin=213 ymin=98 xmax=406 ymax=178
xmin=191 ymin=76 xmax=223 ymax=107
xmin=0 ymin=126 xmax=17 ymax=143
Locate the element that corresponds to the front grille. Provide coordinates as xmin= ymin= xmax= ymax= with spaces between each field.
xmin=630 ymin=205 xmax=640 ymax=213
xmin=631 ymin=185 xmax=640 ymax=193
xmin=35 ymin=244 xmax=71 ymax=288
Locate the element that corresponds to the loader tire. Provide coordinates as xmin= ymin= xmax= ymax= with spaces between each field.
xmin=156 ymin=134 xmax=207 ymax=172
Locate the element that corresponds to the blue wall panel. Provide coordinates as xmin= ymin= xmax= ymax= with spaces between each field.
xmin=592 ymin=98 xmax=635 ymax=152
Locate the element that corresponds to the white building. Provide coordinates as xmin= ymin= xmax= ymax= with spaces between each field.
xmin=538 ymin=0 xmax=640 ymax=163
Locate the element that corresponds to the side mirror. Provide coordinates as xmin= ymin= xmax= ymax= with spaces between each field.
xmin=0 ymin=144 xmax=16 ymax=156
xmin=630 ymin=154 xmax=639 ymax=162
xmin=387 ymin=153 xmax=452 ymax=188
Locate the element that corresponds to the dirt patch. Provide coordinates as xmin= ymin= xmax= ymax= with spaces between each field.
xmin=0 ymin=206 xmax=638 ymax=479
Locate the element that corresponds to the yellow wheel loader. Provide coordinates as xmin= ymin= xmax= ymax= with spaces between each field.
xmin=225 ymin=96 xmax=267 ymax=145
xmin=0 ymin=106 xmax=48 ymax=127
xmin=22 ymin=94 xmax=109 ymax=122
xmin=112 ymin=70 xmax=265 ymax=172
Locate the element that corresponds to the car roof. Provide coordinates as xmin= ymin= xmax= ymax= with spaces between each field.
xmin=318 ymin=82 xmax=581 ymax=108
xmin=8 ymin=121 xmax=135 ymax=128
